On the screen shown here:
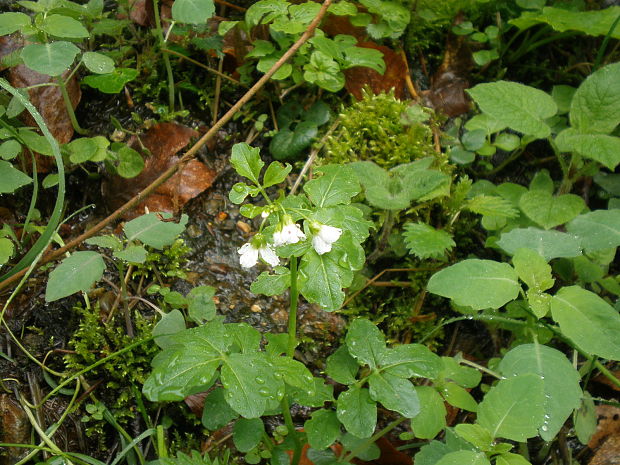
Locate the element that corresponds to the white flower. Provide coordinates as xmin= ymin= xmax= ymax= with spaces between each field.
xmin=273 ymin=217 xmax=306 ymax=247
xmin=238 ymin=241 xmax=279 ymax=268
xmin=311 ymin=223 xmax=342 ymax=255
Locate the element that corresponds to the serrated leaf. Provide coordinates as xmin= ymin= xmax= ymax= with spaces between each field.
xmin=403 ymin=223 xmax=455 ymax=259
xmin=124 ymin=213 xmax=188 ymax=249
xmin=512 ymin=248 xmax=554 ymax=292
xmin=45 ymin=251 xmax=105 ymax=302
xmin=326 ymin=346 xmax=358 ymax=385
xmin=300 ymin=250 xmax=346 ymax=311
xmin=230 ymin=143 xmax=263 ymax=184
xmin=172 ymin=0 xmax=215 ymax=24
xmin=380 ymin=344 xmax=442 ymax=379
xmin=345 ymin=319 xmax=386 ymax=369
xmin=428 ymin=259 xmax=520 ymax=310
xmin=290 ymin=377 xmax=335 ymax=408
xmin=519 ymin=190 xmax=584 ymax=229
xmin=250 ymin=267 xmax=290 ymax=296
xmin=21 ymin=41 xmax=80 ymax=76
xmin=368 ymin=372 xmax=419 ymax=418
xmin=477 ymin=374 xmax=545 ymax=441
xmin=337 ymin=386 xmax=376 ymax=438
xmin=466 ymin=195 xmax=518 ymax=218
xmin=303 ymin=165 xmax=360 ymax=208
xmin=233 ymin=418 xmax=264 ymax=452
xmin=499 ymin=343 xmax=582 ymax=440
xmin=555 ymin=129 xmax=620 ymax=170
xmin=497 ymin=227 xmax=582 ymax=261
xmin=226 ymin=323 xmax=261 ymax=353
xmin=566 ymin=209 xmax=620 ymax=252
xmin=551 ymin=286 xmax=620 ymax=360
xmin=0 ymin=160 xmax=32 ymax=193
xmin=410 ymin=386 xmax=446 ymax=439
xmin=305 ymin=409 xmax=341 ymax=450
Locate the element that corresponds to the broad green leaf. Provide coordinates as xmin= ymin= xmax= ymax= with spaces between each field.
xmin=339 ymin=433 xmax=380 ymax=461
xmin=82 ymin=51 xmax=115 ymax=74
xmin=343 ymin=46 xmax=385 ymax=74
xmin=114 ymin=245 xmax=147 ymax=263
xmin=326 ymin=346 xmax=358 ymax=385
xmin=512 ymin=248 xmax=554 ymax=292
xmin=271 ymin=356 xmax=314 ymax=390
xmin=124 ymin=213 xmax=188 ymax=249
xmin=304 ymin=409 xmax=341 ymax=450
xmin=42 ymin=174 xmax=58 ymax=188
xmin=18 ymin=129 xmax=53 ymax=155
xmin=510 ymin=6 xmax=620 ymax=38
xmin=440 ymin=382 xmax=478 ymax=412
xmin=414 ymin=430 xmax=476 ymax=465
xmin=67 ymin=136 xmax=109 ymax=164
xmin=427 ymin=259 xmax=520 ymax=310
xmin=435 ymin=451 xmax=490 ymax=465
xmin=45 ymin=251 xmax=105 ymax=302
xmin=40 ymin=14 xmax=89 ymax=38
xmin=410 ymin=386 xmax=446 ymax=439
xmin=262 ymin=161 xmax=291 ymax=188
xmin=0 ymin=237 xmax=14 ymax=265
xmin=21 ymin=41 xmax=80 ymax=76
xmin=172 ymin=0 xmax=215 ymax=24
xmin=0 ymin=140 xmax=21 ymax=160
xmin=499 ymin=344 xmax=582 ymax=440
xmin=497 ymin=227 xmax=582 ymax=261
xmin=440 ymin=357 xmax=482 ymax=388
xmin=270 ymin=123 xmax=317 ymax=160
xmin=345 ymin=318 xmax=386 ymax=369
xmin=566 ymin=210 xmax=620 ymax=252
xmin=368 ymin=372 xmax=419 ymax=418
xmin=0 ymin=12 xmax=31 ymax=35
xmin=454 ymin=424 xmax=494 ymax=451
xmin=529 ymin=170 xmax=554 ymax=193
xmin=403 ymin=223 xmax=455 ymax=259
xmin=230 ymin=143 xmax=263 ymax=185
xmin=519 ymin=190 xmax=584 ymax=229
xmin=465 ymin=113 xmax=507 ymax=135
xmin=527 ymin=290 xmax=552 ymax=319
xmin=304 ymin=165 xmax=360 ymax=208
xmin=250 ymin=267 xmax=290 ymax=296
xmin=153 ymin=309 xmax=186 ymax=349
xmin=336 ymin=386 xmax=376 ymax=438
xmin=245 ymin=0 xmax=289 ymax=27
xmin=552 ymin=85 xmax=576 ymax=114
xmin=187 ymin=285 xmax=216 ymax=323
xmin=0 ymin=161 xmax=32 ymax=193
xmin=466 ymin=195 xmax=518 ymax=218
xmin=574 ymin=394 xmax=597 ymax=445
xmin=494 ymin=133 xmax=520 ymax=151
xmin=477 ymin=374 xmax=545 ymax=441
xmin=233 ymin=418 xmax=264 ymax=452
xmin=289 ymin=377 xmax=334 ymax=408
xmin=201 ymin=388 xmax=238 ymax=429
xmin=115 ymin=144 xmax=144 ymax=178
xmin=555 ymin=129 xmax=620 ymax=170
xmin=570 ymin=62 xmax=620 ymax=134
xmin=496 ymin=453 xmax=532 ymax=465
xmin=551 ymin=286 xmax=620 ymax=360
xmin=85 ymin=235 xmax=122 ymax=251
xmin=300 ymin=250 xmax=346 ymax=311
xmin=467 ymin=81 xmax=557 ymax=138
xmin=82 ymin=68 xmax=139 ymax=93
xmin=380 ymin=344 xmax=442 ymax=379
xmin=229 ymin=182 xmax=259 ymax=204
xmin=226 ymin=323 xmax=261 ymax=353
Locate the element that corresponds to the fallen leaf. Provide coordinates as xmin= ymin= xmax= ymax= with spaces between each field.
xmin=184 ymin=391 xmax=208 ymax=416
xmin=0 ymin=394 xmax=30 ymax=465
xmin=589 ymin=434 xmax=620 ymax=465
xmin=589 ymin=405 xmax=620 ymax=450
xmin=128 ymin=0 xmax=153 ymax=27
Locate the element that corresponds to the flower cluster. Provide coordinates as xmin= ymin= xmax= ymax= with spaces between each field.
xmin=238 ymin=217 xmax=342 ymax=268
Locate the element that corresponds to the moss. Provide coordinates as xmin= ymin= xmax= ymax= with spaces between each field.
xmin=133 ymin=238 xmax=191 ymax=281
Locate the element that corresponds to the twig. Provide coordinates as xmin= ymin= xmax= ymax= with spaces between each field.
xmin=215 ymin=0 xmax=246 ymax=12
xmin=162 ymin=48 xmax=244 ymax=86
xmin=0 ymin=0 xmax=333 ymax=293
xmin=400 ymin=49 xmax=420 ymax=101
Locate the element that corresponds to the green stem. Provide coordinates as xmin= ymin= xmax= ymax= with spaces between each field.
xmin=57 ymin=76 xmax=87 ymax=135
xmin=341 ymin=417 xmax=407 ymax=463
xmin=594 ymin=13 xmax=620 ymax=70
xmin=287 ymin=255 xmax=299 ymax=357
xmin=152 ymin=0 xmax=175 ymax=111
xmin=281 ymin=396 xmax=302 ymax=465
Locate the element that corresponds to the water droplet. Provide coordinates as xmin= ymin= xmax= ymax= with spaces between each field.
xmin=306 ymin=390 xmax=315 ymax=397
xmin=541 ymin=425 xmax=548 ymax=432
xmin=304 ymin=374 xmax=313 ymax=382
xmin=273 ymin=372 xmax=283 ymax=379
xmin=340 ymin=409 xmax=347 ymax=415
xmin=258 ymin=388 xmax=270 ymax=397
xmin=226 ymin=392 xmax=233 ymax=399
xmin=544 ymin=414 xmax=550 ymax=419
xmin=255 ymin=376 xmax=265 ymax=384
xmin=276 ymin=389 xmax=284 ymax=398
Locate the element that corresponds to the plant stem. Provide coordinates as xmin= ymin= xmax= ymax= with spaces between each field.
xmin=57 ymin=76 xmax=87 ymax=135
xmin=342 ymin=417 xmax=407 ymax=463
xmin=281 ymin=395 xmax=302 ymax=465
xmin=152 ymin=0 xmax=175 ymax=111
xmin=287 ymin=255 xmax=299 ymax=357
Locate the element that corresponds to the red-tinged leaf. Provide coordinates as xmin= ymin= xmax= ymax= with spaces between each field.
xmin=344 ymin=43 xmax=406 ymax=100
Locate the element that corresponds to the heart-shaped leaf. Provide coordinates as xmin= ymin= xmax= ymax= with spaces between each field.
xmin=519 ymin=190 xmax=584 ymax=229
xmin=21 ymin=41 xmax=80 ymax=76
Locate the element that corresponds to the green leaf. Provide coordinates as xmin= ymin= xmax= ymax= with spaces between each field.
xmin=300 ymin=250 xmax=346 ymax=311
xmin=82 ymin=51 xmax=115 ymax=74
xmin=0 ymin=140 xmax=21 ymax=161
xmin=290 ymin=377 xmax=335 ymax=408
xmin=305 ymin=409 xmax=341 ymax=450
xmin=337 ymin=386 xmax=376 ymax=438
xmin=454 ymin=424 xmax=494 ymax=451
xmin=440 ymin=357 xmax=482 ymax=388
xmin=326 ymin=346 xmax=358 ymax=385
xmin=345 ymin=319 xmax=386 ymax=369
xmin=0 ymin=161 xmax=32 ymax=193
xmin=124 ymin=213 xmax=188 ymax=249
xmin=230 ymin=143 xmax=263 ymax=185
xmin=245 ymin=0 xmax=289 ymax=27
xmin=304 ymin=165 xmax=360 ymax=208
xmin=262 ymin=161 xmax=292 ymax=188
xmin=494 ymin=133 xmax=521 ymax=151
xmin=551 ymin=286 xmax=620 ymax=360
xmin=343 ymin=46 xmax=385 ymax=74
xmin=82 ymin=68 xmax=139 ymax=93
xmin=270 ymin=124 xmax=317 ymax=160
xmin=201 ymin=388 xmax=238 ymax=429
xmin=229 ymin=182 xmax=259 ymax=204
xmin=511 ymin=6 xmax=620 ymax=38
xmin=512 ymin=248 xmax=554 ymax=292
xmin=0 ymin=12 xmax=31 ymax=35
xmin=499 ymin=343 xmax=582 ymax=441
xmin=410 ymin=386 xmax=446 ymax=439
xmin=466 ymin=195 xmax=518 ymax=218
xmin=435 ymin=451 xmax=490 ymax=465
xmin=250 ymin=267 xmax=290 ymax=296
xmin=570 ymin=62 xmax=620 ymax=134
xmin=519 ymin=190 xmax=584 ymax=229
xmin=555 ymin=129 xmax=620 ymax=170
xmin=440 ymin=382 xmax=478 ymax=412
xmin=566 ymin=209 xmax=620 ymax=252
xmin=233 ymin=418 xmax=264 ymax=452
xmin=187 ymin=285 xmax=216 ymax=323
xmin=153 ymin=309 xmax=186 ymax=349
xmin=467 ymin=81 xmax=557 ymax=138
xmin=21 ymin=41 xmax=80 ymax=76
xmin=115 ymin=144 xmax=144 ymax=178
xmin=114 ymin=245 xmax=147 ymax=263
xmin=0 ymin=237 xmax=14 ymax=265
xmin=67 ymin=136 xmax=109 ymax=164
xmin=40 ymin=14 xmax=89 ymax=38
xmin=403 ymin=222 xmax=455 ymax=259
xmin=271 ymin=356 xmax=314 ymax=390
xmin=574 ymin=394 xmax=597 ymax=445
xmin=427 ymin=259 xmax=520 ymax=310
xmin=45 ymin=251 xmax=105 ymax=302
xmin=495 ymin=453 xmax=532 ymax=465
xmin=172 ymin=0 xmax=215 ymax=24
xmin=340 ymin=433 xmax=380 ymax=461
xmin=368 ymin=372 xmax=419 ymax=418
xmin=497 ymin=227 xmax=582 ymax=261
xmin=552 ymin=85 xmax=576 ymax=114
xmin=380 ymin=344 xmax=442 ymax=379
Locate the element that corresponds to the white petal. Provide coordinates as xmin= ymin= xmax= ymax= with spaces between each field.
xmin=272 ymin=230 xmax=286 ymax=247
xmin=312 ymin=235 xmax=332 ymax=255
xmin=318 ymin=225 xmax=342 ymax=244
xmin=239 ymin=244 xmax=259 ymax=268
xmin=259 ymin=246 xmax=279 ymax=266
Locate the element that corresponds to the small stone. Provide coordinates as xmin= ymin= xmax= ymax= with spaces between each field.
xmin=250 ymin=304 xmax=261 ymax=313
xmin=236 ymin=221 xmax=252 ymax=234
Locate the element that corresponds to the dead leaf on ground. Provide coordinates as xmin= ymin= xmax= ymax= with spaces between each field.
xmin=0 ymin=34 xmax=23 ymax=71
xmin=589 ymin=434 xmax=620 ymax=465
xmin=103 ymin=122 xmax=215 ymax=219
xmin=184 ymin=391 xmax=208 ymax=416
xmin=344 ymin=42 xmax=407 ymax=100
xmin=589 ymin=405 xmax=620 ymax=450
xmin=0 ymin=394 xmax=31 ymax=465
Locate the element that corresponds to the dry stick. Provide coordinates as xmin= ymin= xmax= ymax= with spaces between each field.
xmin=0 ymin=0 xmax=333 ymax=294
xmin=214 ymin=0 xmax=246 ymax=12
xmin=161 ymin=48 xmax=244 ymax=86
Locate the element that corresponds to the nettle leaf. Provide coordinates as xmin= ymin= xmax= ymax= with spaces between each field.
xmin=512 ymin=248 xmax=554 ymax=292
xmin=555 ymin=129 xmax=620 ymax=170
xmin=82 ymin=68 xmax=139 ymax=93
xmin=345 ymin=318 xmax=386 ymax=369
xmin=410 ymin=386 xmax=446 ymax=439
xmin=477 ymin=374 xmax=545 ymax=441
xmin=427 ymin=259 xmax=520 ymax=310
xmin=435 ymin=451 xmax=491 ymax=465
xmin=551 ymin=286 xmax=620 ymax=360
xmin=40 ymin=14 xmax=89 ymax=38
xmin=337 ymin=385 xmax=376 ymax=438
xmin=497 ymin=227 xmax=582 ymax=261
xmin=202 ymin=388 xmax=239 ymax=429
xmin=466 ymin=195 xmax=518 ymax=218
xmin=326 ymin=345 xmax=359 ymax=385
xmin=233 ymin=418 xmax=264 ymax=453
xmin=566 ymin=209 xmax=620 ymax=252
xmin=380 ymin=344 xmax=442 ymax=379
xmin=403 ymin=222 xmax=455 ymax=259
xmin=21 ymin=41 xmax=80 ymax=76
xmin=250 ymin=267 xmax=290 ymax=296
xmin=82 ymin=51 xmax=115 ymax=74
xmin=570 ymin=62 xmax=620 ymax=134
xmin=45 ymin=251 xmax=105 ymax=302
xmin=304 ymin=165 xmax=360 ymax=207
xmin=467 ymin=81 xmax=557 ymax=138
xmin=230 ymin=143 xmax=263 ymax=185
xmin=300 ymin=250 xmax=346 ymax=311
xmin=0 ymin=160 xmax=32 ymax=193
xmin=0 ymin=12 xmax=31 ymax=35
xmin=499 ymin=343 xmax=582 ymax=441
xmin=519 ymin=190 xmax=584 ymax=229
xmin=369 ymin=372 xmax=419 ymax=418
xmin=172 ymin=0 xmax=215 ymax=24
xmin=124 ymin=213 xmax=188 ymax=249
xmin=304 ymin=409 xmax=341 ymax=450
